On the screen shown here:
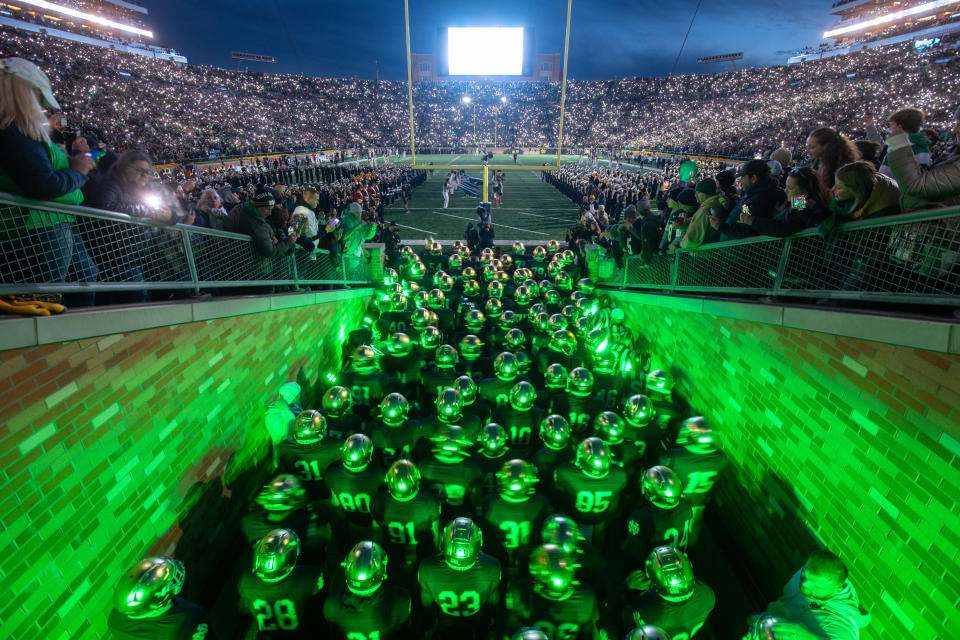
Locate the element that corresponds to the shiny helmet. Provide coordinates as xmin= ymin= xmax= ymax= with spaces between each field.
xmin=641 ymin=465 xmax=683 ymax=509
xmin=533 ymin=312 xmax=551 ymax=333
xmin=438 ymin=274 xmax=455 ymax=292
xmin=351 ymin=345 xmax=377 ymax=374
xmin=420 ymin=325 xmax=442 ymax=349
xmin=464 ymin=308 xmax=485 ymax=330
xmin=575 ymin=296 xmax=598 ymax=318
xmin=567 ymin=367 xmax=594 ymax=396
xmin=382 ymin=267 xmax=398 ymax=286
xmin=513 ymin=241 xmax=525 ymax=255
xmin=410 ymin=307 xmax=432 ymax=329
xmin=490 ymin=258 xmax=503 ymax=272
xmin=487 ymin=280 xmax=504 ymax=298
xmin=323 ymin=385 xmax=352 ymax=417
xmin=406 ymin=281 xmax=421 ymax=296
xmin=459 ymin=334 xmax=485 ymax=359
xmin=113 ymin=557 xmax=186 ymax=619
xmin=442 ymin=517 xmax=483 ymax=569
xmin=461 ymin=266 xmax=477 ymax=280
xmin=541 ymin=514 xmax=580 ymax=555
xmin=514 ymin=285 xmax=533 ymax=306
xmin=745 ymin=615 xmax=784 ymax=640
xmin=407 ymin=260 xmax=426 ymax=279
xmin=512 ymin=629 xmax=549 ymax=640
xmin=496 ymin=269 xmax=511 ymax=285
xmin=516 ymin=350 xmax=533 ymax=375
xmin=430 ymin=424 xmax=472 ymax=463
xmin=463 ymin=279 xmax=481 ymax=297
xmin=509 ymin=380 xmax=537 ymax=411
xmin=429 ymin=240 xmax=442 ymax=255
xmin=434 ymin=387 xmax=463 ymax=422
xmin=482 ymin=265 xmax=497 ymax=282
xmin=547 ymin=260 xmax=562 ymax=278
xmin=647 ymin=369 xmax=673 ymax=396
xmin=411 ymin=290 xmax=430 ymax=309
xmin=645 ymin=545 xmax=694 ymax=600
xmin=386 ymin=332 xmax=413 ymax=358
xmin=513 ymin=268 xmax=528 ymax=286
xmin=399 ymin=245 xmax=415 ymax=261
xmin=448 ymin=252 xmax=463 ymax=269
xmin=453 ymin=375 xmax=478 ymax=405
xmin=484 ymin=298 xmax=503 ymax=318
xmin=594 ymin=411 xmax=624 ymax=444
xmin=538 ymin=279 xmax=554 ymax=295
xmin=560 ymin=304 xmax=578 ymax=323
xmin=575 ymin=437 xmax=611 ymax=478
xmin=343 ymin=541 xmax=389 ymax=596
xmin=539 ymin=414 xmax=571 ymax=451
xmin=493 ymin=351 xmax=520 ymax=380
xmin=546 ymin=239 xmax=560 ymax=253
xmin=386 ymin=282 xmax=404 ymax=297
xmin=527 ymin=303 xmax=546 ymax=323
xmin=528 ymin=544 xmax=576 ymax=599
xmin=504 ymin=328 xmax=526 ymax=351
xmin=379 ymin=393 xmax=410 ymax=427
xmin=452 ymin=239 xmax=465 ymax=252
xmin=561 ymin=249 xmax=576 ymax=264
xmin=435 ymin=344 xmax=459 ymax=368
xmin=341 ymin=434 xmax=374 ymax=472
xmin=253 ymin=528 xmax=300 ymax=582
xmin=432 ymin=269 xmax=447 ymax=287
xmin=293 ymin=410 xmax=327 ymax=444
xmin=577 ymin=278 xmax=596 ymax=295
xmin=555 ymin=270 xmax=572 ymax=290
xmin=532 ymin=245 xmax=547 ymax=260
xmin=622 ymin=394 xmax=655 ymax=427
xmin=522 ymin=278 xmax=539 ymax=293
xmin=496 ymin=459 xmax=539 ymax=500
xmin=499 ymin=309 xmax=519 ymax=329
xmin=543 ymin=363 xmax=568 ymax=390
xmin=543 ymin=289 xmax=561 ymax=307
xmin=257 ymin=474 xmax=307 ymax=512
xmin=477 ymin=422 xmax=509 ymax=457
xmin=547 ymin=313 xmax=568 ymax=332
xmin=676 ymin=416 xmax=718 ymax=453
xmin=389 ymin=292 xmax=407 ymax=312
xmin=625 ymin=626 xmax=671 ymax=640
xmin=585 ymin=327 xmax=608 ymax=354
xmin=499 ymin=255 xmax=514 ymax=270
xmin=385 ymin=459 xmax=420 ymax=501
xmin=573 ymin=316 xmax=593 ymax=338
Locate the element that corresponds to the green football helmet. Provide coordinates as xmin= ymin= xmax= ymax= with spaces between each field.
xmin=499 ymin=309 xmax=519 ymax=329
xmin=421 ymin=325 xmax=442 ymax=349
xmin=541 ymin=514 xmax=580 ymax=555
xmin=547 ymin=313 xmax=568 ymax=332
xmin=543 ymin=364 xmax=568 ymax=391
xmin=513 ymin=241 xmax=525 ymax=255
xmin=555 ymin=270 xmax=572 ymax=290
xmin=533 ymin=245 xmax=547 ymax=260
xmin=438 ymin=274 xmax=455 ymax=292
xmin=496 ymin=269 xmax=511 ymax=285
xmin=385 ymin=459 xmax=420 ymax=501
xmin=429 ymin=241 xmax=442 ymax=255
xmin=647 ymin=369 xmax=673 ymax=396
xmin=538 ymin=279 xmax=554 ymax=295
xmin=477 ymin=422 xmax=509 ymax=457
xmin=623 ymin=394 xmax=655 ymax=427
xmin=676 ymin=416 xmax=718 ymax=453
xmin=534 ymin=312 xmax=551 ymax=333
xmin=383 ymin=267 xmax=398 ymax=286
xmin=496 ymin=459 xmax=539 ymax=501
xmin=577 ymin=278 xmax=596 ymax=295
xmin=509 ymin=380 xmax=537 ymax=411
xmin=547 ymin=260 xmax=562 ymax=278
xmin=341 ymin=434 xmax=374 ymax=472
xmin=746 ymin=615 xmax=784 ymax=640
xmin=546 ymin=239 xmax=560 ymax=253
xmin=379 ymin=393 xmax=409 ymax=427
xmin=567 ymin=367 xmax=594 ymax=396
xmin=462 ymin=266 xmax=477 ymax=280
xmin=575 ymin=296 xmax=598 ymax=319
xmin=464 ymin=308 xmax=485 ymax=330
xmin=512 ymin=629 xmax=549 ymax=640
xmin=323 ymin=385 xmax=352 ymax=418
xmin=494 ymin=351 xmax=520 ymax=381
xmin=343 ymin=541 xmax=388 ymax=596
xmin=257 ymin=475 xmax=307 ymax=512
xmin=645 ymin=545 xmax=694 ymax=600
xmin=539 ymin=414 xmax=571 ymax=450
xmin=293 ymin=410 xmax=327 ymax=444
xmin=594 ymin=411 xmax=624 ymax=444
xmin=459 ymin=334 xmax=485 ymax=359
xmin=442 ymin=517 xmax=483 ymax=569
xmin=410 ymin=307 xmax=432 ymax=330
xmin=484 ymin=298 xmax=503 ymax=318
xmin=482 ymin=265 xmax=497 ymax=282
xmin=516 ymin=350 xmax=533 ymax=375
xmin=544 ymin=289 xmax=562 ymax=306
xmin=435 ymin=344 xmax=459 ymax=368
xmin=625 ymin=626 xmax=671 ymax=640
xmin=550 ymin=329 xmax=577 ymax=356
xmin=449 ymin=253 xmax=463 ymax=269
xmin=253 ymin=528 xmax=300 ymax=582
xmin=504 ymin=328 xmax=526 ymax=351
xmin=428 ymin=288 xmax=446 ymax=309
xmin=560 ymin=304 xmax=578 ymax=322
xmin=389 ymin=292 xmax=407 ymax=312
xmin=113 ymin=557 xmax=185 ymax=619
xmin=529 ymin=543 xmax=575 ymax=599
xmin=641 ymin=465 xmax=683 ymax=509
xmin=463 ymin=279 xmax=481 ymax=297
xmin=430 ymin=424 xmax=472 ymax=463
xmin=349 ymin=347 xmax=377 ymax=372
xmin=514 ymin=285 xmax=533 ymax=306
xmin=386 ymin=332 xmax=412 ymax=357
xmin=487 ymin=280 xmax=504 ymax=298
xmin=575 ymin=437 xmax=611 ymax=478
xmin=573 ymin=316 xmax=593 ymax=338
xmin=412 ymin=290 xmax=430 ymax=309
xmin=527 ymin=303 xmax=546 ymax=323
xmin=435 ymin=387 xmax=463 ymax=422
xmin=453 ymin=375 xmax=478 ymax=405
xmin=407 ymin=260 xmax=426 ymax=279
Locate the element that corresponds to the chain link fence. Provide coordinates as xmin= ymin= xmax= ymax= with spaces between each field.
xmin=597 ymin=207 xmax=960 ymax=305
xmin=0 ymin=195 xmax=375 ymax=295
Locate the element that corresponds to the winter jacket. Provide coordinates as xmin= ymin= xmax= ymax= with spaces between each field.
xmin=84 ymin=175 xmax=152 ymax=218
xmin=227 ymin=201 xmax=296 ymax=273
xmin=292 ymin=200 xmax=319 ymax=238
xmin=752 ymin=201 xmax=829 ymax=237
xmin=886 ymin=133 xmax=960 ymax=212
xmin=723 ymin=178 xmax=787 ymax=239
xmin=767 ymin=569 xmax=870 ymax=640
xmin=680 ymin=195 xmax=722 ymax=249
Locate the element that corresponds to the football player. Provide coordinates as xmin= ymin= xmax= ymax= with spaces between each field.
xmin=594 ymin=411 xmax=645 ymax=479
xmin=553 ymin=438 xmax=627 ymax=541
xmin=322 ymin=541 xmax=413 ymax=639
xmin=419 ymin=424 xmax=483 ymax=519
xmin=325 ymin=434 xmax=384 ymax=539
xmin=455 ymin=374 xmax=492 ymax=424
xmin=242 ymin=475 xmax=315 ymax=550
xmin=371 ymin=460 xmax=441 ymax=570
xmin=459 ymin=334 xmax=493 ymax=381
xmin=369 ymin=393 xmax=423 ymax=466
xmin=380 ymin=293 xmax=412 ymax=335
xmin=417 ymin=517 xmax=502 ymax=639
xmin=479 ymin=352 xmax=528 ymax=413
xmin=532 ymin=414 xmax=574 ymax=484
xmin=420 ymin=345 xmax=461 ymax=407
xmin=418 ymin=387 xmax=483 ymax=444
xmin=536 ymin=329 xmax=582 ymax=376
xmin=475 ymin=422 xmax=512 ymax=495
xmin=238 ymin=528 xmax=324 ymax=637
xmin=536 ymin=362 xmax=567 ymax=411
xmin=380 ymin=332 xmax=422 ymax=389
xmin=494 ymin=381 xmax=546 ymax=457
xmin=622 ymin=394 xmax=664 ymax=471
xmin=622 ymin=466 xmax=694 ymax=563
xmin=427 ymin=288 xmax=457 ymax=330
xmin=108 ymin=557 xmax=213 ymax=640
xmin=479 ymin=459 xmax=551 ymax=569
xmin=338 ymin=345 xmax=399 ymax=423
xmin=278 ymin=410 xmax=343 ymax=503
xmin=551 ymin=367 xmax=605 ymax=439
xmin=321 ymin=386 xmax=362 ymax=441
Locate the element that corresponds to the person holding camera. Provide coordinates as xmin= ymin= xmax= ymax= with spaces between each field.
xmin=738 ymin=167 xmax=830 ymax=237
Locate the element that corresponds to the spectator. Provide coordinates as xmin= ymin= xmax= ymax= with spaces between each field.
xmin=871 ymin=107 xmax=932 ymax=179
xmin=193 ymin=187 xmax=229 ymax=230
xmin=292 ymin=187 xmax=320 ymax=240
xmin=830 ymin=161 xmax=901 ymax=222
xmin=227 ymin=190 xmax=297 ymax=278
xmin=806 ymin=128 xmax=861 ymax=191
xmin=676 ymin=179 xmax=722 ymax=249
xmin=853 ymin=140 xmax=882 ymax=168
xmin=339 ymin=201 xmax=377 ymax=258
xmin=722 ymin=159 xmax=787 ymax=239
xmin=633 ymin=200 xmax=661 ymax=265
xmin=478 ymin=221 xmax=495 ymax=249
xmin=885 ymin=113 xmax=960 ymax=212
xmin=741 ymin=167 xmax=830 ymax=237
xmin=763 ymin=550 xmax=870 ymax=640
xmin=464 ymin=223 xmax=480 ymax=252
xmin=0 ymin=57 xmax=97 ymax=305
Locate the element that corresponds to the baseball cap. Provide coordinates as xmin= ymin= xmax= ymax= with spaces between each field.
xmin=0 ymin=57 xmax=60 ymax=110
xmin=737 ymin=159 xmax=771 ymax=179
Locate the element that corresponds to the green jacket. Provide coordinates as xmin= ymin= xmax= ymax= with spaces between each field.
xmin=0 ymin=138 xmax=84 ymax=235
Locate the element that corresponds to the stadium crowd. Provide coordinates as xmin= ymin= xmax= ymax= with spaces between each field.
xmin=107 ymin=243 xmax=870 ymax=639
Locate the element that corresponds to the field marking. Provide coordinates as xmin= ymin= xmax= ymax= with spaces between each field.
xmin=393 ymin=222 xmax=437 ymax=235
xmin=427 ymin=211 xmax=552 ymax=236
xmin=396 ymin=207 xmax=575 ymax=212
xmin=510 ymin=210 xmax=578 ymax=222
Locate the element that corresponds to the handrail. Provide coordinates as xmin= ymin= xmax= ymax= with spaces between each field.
xmin=0 ymin=194 xmax=378 ymax=296
xmin=597 ymin=205 xmax=960 ymax=306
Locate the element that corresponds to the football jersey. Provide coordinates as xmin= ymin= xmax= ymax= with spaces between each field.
xmin=493 ymin=406 xmax=546 ymax=457
xmin=621 ymin=424 xmax=667 ymax=474
xmin=417 ymin=414 xmax=483 ymax=444
xmin=478 ymin=376 xmax=529 ymax=412
xmin=660 ymin=448 xmax=729 ymax=507
xmin=418 ymin=456 xmax=483 ymax=517
xmin=479 ymin=493 xmax=551 ymax=552
xmin=242 ymin=509 xmax=313 ymax=548
xmin=506 ymin=580 xmax=599 ymax=640
xmin=623 ymin=581 xmax=716 ymax=640
xmin=324 ymin=413 xmax=363 ymax=442
xmin=593 ymin=372 xmax=639 ymax=411
xmin=623 ymin=499 xmax=695 ymax=560
xmin=337 ymin=371 xmax=399 ymax=420
xmin=528 ymin=259 xmax=550 ymax=280
xmin=420 ymin=366 xmax=462 ymax=405
xmin=107 ymin=598 xmax=213 ymax=640
xmin=459 ymin=356 xmax=494 ymax=382
xmin=553 ymin=461 xmax=627 ymax=525
xmin=322 ymin=584 xmax=412 ymax=640
xmin=476 ymin=451 xmax=512 ymax=496
xmin=370 ymin=419 xmax=424 ymax=466
xmin=531 ymin=446 xmax=574 ymax=484
xmin=238 ymin=566 xmax=324 ymax=637
xmin=432 ymin=307 xmax=457 ymax=332
xmin=550 ymin=394 xmax=605 ymax=439
xmin=277 ymin=438 xmax=343 ymax=500
xmin=380 ymin=352 xmax=421 ymax=387
xmin=371 ymin=489 xmax=441 ymax=553
xmin=325 ymin=464 xmax=385 ymax=525
xmin=417 ymin=553 xmax=501 ymax=619
xmin=379 ymin=310 xmax=412 ymax=335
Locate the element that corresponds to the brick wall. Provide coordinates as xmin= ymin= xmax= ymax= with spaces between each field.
xmin=0 ymin=294 xmax=370 ymax=639
xmin=612 ymin=292 xmax=960 ymax=640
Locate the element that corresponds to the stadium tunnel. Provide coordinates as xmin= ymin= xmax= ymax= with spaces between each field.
xmin=0 ymin=285 xmax=957 ymax=639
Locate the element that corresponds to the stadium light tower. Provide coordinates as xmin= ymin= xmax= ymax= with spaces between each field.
xmin=461 ymin=96 xmax=476 ymax=146
xmin=495 ymin=97 xmax=508 ymax=147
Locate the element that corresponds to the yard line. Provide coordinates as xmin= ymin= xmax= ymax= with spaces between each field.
xmin=428 ymin=211 xmax=552 ymax=236
xmin=510 ymin=210 xmax=577 ymax=221
xmin=394 ymin=222 xmax=437 ymax=235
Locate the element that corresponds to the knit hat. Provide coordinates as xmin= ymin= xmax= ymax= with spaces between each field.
xmin=251 ymin=191 xmax=275 ymax=207
xmin=770 ymin=147 xmax=793 ymax=169
xmin=695 ymin=178 xmax=718 ymax=196
xmin=666 ymin=186 xmax=684 ymax=202
xmin=676 ymin=189 xmax=698 ymax=208
xmin=714 ymin=168 xmax=736 ymax=191
xmin=767 ymin=160 xmax=783 ymax=178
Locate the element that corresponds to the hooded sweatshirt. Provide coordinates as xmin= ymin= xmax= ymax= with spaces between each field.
xmin=767 ymin=569 xmax=871 ymax=640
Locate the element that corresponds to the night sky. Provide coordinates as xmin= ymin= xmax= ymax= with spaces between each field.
xmin=148 ymin=0 xmax=839 ymax=79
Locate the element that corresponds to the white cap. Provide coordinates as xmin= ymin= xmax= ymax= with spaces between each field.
xmin=0 ymin=57 xmax=60 ymax=110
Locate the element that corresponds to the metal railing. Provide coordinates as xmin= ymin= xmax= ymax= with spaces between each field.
xmin=0 ymin=195 xmax=376 ymax=295
xmin=597 ymin=206 xmax=960 ymax=305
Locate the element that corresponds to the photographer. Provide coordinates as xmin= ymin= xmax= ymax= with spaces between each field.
xmin=227 ymin=191 xmax=297 ymax=280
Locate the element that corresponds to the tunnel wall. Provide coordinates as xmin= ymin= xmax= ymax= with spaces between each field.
xmin=0 ymin=289 xmax=374 ymax=639
xmin=611 ymin=291 xmax=960 ymax=640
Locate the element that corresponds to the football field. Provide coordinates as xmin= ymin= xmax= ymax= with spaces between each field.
xmin=381 ymin=153 xmax=654 ymax=242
